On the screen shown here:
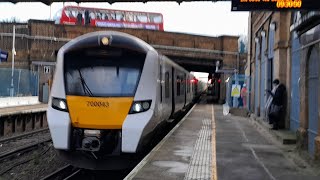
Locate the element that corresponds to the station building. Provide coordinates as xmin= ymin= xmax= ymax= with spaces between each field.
xmin=247 ymin=11 xmax=320 ymax=160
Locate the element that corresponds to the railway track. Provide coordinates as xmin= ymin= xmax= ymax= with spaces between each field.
xmin=0 ymin=128 xmax=50 ymax=153
xmin=0 ymin=137 xmax=52 ymax=175
xmin=0 ymin=128 xmax=49 ymax=144
xmin=40 ymin=164 xmax=81 ymax=180
xmin=0 ymin=138 xmax=52 ymax=162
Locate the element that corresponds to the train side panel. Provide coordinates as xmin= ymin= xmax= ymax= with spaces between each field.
xmin=122 ymin=50 xmax=159 ymax=153
xmin=158 ymin=56 xmax=173 ymax=122
xmin=47 ymin=46 xmax=71 ymax=150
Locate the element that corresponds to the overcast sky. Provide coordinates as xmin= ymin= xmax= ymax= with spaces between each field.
xmin=0 ymin=1 xmax=249 ymax=37
xmin=0 ymin=1 xmax=248 ymax=76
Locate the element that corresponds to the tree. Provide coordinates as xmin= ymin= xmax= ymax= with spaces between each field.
xmin=238 ymin=35 xmax=248 ymax=53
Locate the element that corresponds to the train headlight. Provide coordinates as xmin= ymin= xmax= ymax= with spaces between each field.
xmin=133 ymin=103 xmax=143 ymax=112
xmin=129 ymin=100 xmax=152 ymax=114
xmin=142 ymin=101 xmax=150 ymax=109
xmin=51 ymin=97 xmax=68 ymax=112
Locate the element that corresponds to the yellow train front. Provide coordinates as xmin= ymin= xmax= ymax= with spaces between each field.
xmin=47 ymin=31 xmax=204 ymax=170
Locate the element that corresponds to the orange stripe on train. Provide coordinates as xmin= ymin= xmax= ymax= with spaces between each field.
xmin=66 ymin=96 xmax=134 ymax=129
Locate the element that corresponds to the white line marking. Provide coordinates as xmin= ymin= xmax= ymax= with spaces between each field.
xmin=123 ymin=104 xmax=197 ymax=180
xmin=250 ymin=148 xmax=277 ymax=180
xmin=235 ymin=116 xmax=276 ymax=180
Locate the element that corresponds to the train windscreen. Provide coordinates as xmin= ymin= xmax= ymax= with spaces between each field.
xmin=63 ymin=47 xmax=146 ymax=97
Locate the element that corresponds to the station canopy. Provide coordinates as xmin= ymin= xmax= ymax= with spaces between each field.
xmin=5 ymin=0 xmax=230 ymax=5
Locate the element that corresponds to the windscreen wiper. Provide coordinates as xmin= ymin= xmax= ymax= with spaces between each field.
xmin=78 ymin=69 xmax=93 ymax=96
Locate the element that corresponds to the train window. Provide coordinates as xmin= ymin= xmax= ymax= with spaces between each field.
xmin=160 ymin=65 xmax=162 ymax=102
xmin=177 ymin=76 xmax=181 ymax=96
xmin=136 ymin=14 xmax=148 ymax=23
xmin=64 ymin=47 xmax=146 ymax=97
xmin=165 ymin=72 xmax=170 ymax=98
xmin=152 ymin=15 xmax=163 ymax=23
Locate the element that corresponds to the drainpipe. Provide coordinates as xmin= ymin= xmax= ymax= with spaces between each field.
xmin=248 ymin=12 xmax=253 ymax=111
xmin=233 ymin=53 xmax=240 ymax=108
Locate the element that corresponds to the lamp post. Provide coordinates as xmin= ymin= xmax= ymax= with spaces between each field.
xmin=10 ymin=25 xmax=27 ymax=97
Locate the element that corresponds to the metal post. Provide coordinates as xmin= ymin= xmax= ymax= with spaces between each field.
xmin=233 ymin=53 xmax=240 ymax=107
xmin=37 ymin=65 xmax=40 ymax=97
xmin=17 ymin=69 xmax=22 ymax=95
xmin=10 ymin=25 xmax=16 ymax=97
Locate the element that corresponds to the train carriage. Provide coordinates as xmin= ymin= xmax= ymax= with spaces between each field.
xmin=47 ymin=31 xmax=205 ymax=170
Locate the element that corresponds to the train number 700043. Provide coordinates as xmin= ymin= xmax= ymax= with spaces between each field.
xmin=86 ymin=101 xmax=110 ymax=108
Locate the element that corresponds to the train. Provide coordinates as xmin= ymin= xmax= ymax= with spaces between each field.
xmin=47 ymin=31 xmax=206 ymax=170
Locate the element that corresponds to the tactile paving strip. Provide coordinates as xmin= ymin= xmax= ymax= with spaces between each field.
xmin=184 ymin=118 xmax=212 ymax=180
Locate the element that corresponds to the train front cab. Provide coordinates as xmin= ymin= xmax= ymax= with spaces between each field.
xmin=47 ymin=32 xmax=161 ymax=169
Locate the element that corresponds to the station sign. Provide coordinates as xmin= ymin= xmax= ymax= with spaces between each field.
xmin=44 ymin=66 xmax=51 ymax=74
xmin=231 ymin=84 xmax=241 ymax=97
xmin=231 ymin=0 xmax=320 ymax=11
xmin=0 ymin=49 xmax=8 ymax=63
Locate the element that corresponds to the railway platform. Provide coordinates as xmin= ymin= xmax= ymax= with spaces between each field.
xmin=124 ymin=96 xmax=214 ymax=180
xmin=0 ymin=103 xmax=48 ymax=137
xmin=0 ymin=103 xmax=47 ymax=117
xmin=124 ymin=95 xmax=320 ymax=180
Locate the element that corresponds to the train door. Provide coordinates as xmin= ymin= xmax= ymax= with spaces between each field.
xmin=184 ymin=73 xmax=187 ymax=107
xmin=171 ymin=67 xmax=175 ymax=116
xmin=159 ymin=64 xmax=163 ymax=104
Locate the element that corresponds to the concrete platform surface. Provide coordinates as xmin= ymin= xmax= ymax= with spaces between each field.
xmin=125 ymin=97 xmax=214 ymax=180
xmin=0 ymin=96 xmax=40 ymax=108
xmin=250 ymin=115 xmax=297 ymax=145
xmin=0 ymin=103 xmax=48 ymax=117
xmin=125 ymin=95 xmax=320 ymax=180
xmin=215 ymin=106 xmax=319 ymax=180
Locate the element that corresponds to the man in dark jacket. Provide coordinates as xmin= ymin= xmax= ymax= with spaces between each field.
xmin=267 ymin=79 xmax=286 ymax=130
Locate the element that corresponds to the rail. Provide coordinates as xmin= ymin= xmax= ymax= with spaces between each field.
xmin=0 ymin=138 xmax=52 ymax=175
xmin=40 ymin=164 xmax=81 ymax=180
xmin=0 ymin=128 xmax=49 ymax=144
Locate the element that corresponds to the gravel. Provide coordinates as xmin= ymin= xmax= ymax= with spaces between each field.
xmin=0 ymin=130 xmax=51 ymax=154
xmin=0 ymin=143 xmax=68 ymax=180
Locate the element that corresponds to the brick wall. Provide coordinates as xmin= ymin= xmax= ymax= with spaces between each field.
xmin=0 ymin=19 xmax=240 ymax=70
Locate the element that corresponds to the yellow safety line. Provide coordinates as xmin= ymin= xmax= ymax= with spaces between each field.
xmin=212 ymin=105 xmax=218 ymax=180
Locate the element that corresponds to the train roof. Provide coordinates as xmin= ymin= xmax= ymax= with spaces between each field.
xmin=58 ymin=31 xmax=190 ymax=75
xmin=161 ymin=55 xmax=190 ymax=74
xmin=59 ymin=31 xmax=155 ymax=54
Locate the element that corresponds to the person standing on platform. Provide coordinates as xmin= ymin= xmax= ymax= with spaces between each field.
xmin=266 ymin=79 xmax=286 ymax=130
xmin=240 ymin=84 xmax=248 ymax=108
